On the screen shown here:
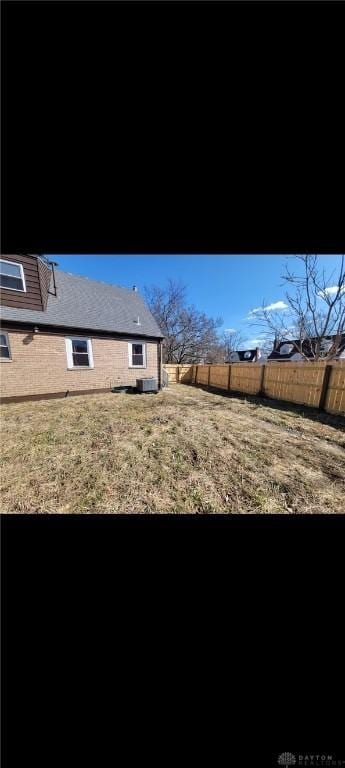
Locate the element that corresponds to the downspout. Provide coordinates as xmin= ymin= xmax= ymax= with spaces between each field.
xmin=158 ymin=341 xmax=163 ymax=390
xmin=40 ymin=256 xmax=58 ymax=297
xmin=50 ymin=262 xmax=58 ymax=296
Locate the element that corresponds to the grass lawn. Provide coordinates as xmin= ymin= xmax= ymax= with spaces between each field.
xmin=1 ymin=384 xmax=345 ymax=513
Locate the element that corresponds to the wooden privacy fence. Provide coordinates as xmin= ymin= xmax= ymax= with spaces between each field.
xmin=162 ymin=362 xmax=345 ymax=415
xmin=163 ymin=365 xmax=195 ymax=383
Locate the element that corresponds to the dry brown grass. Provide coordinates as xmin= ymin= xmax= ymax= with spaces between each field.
xmin=1 ymin=384 xmax=345 ymax=513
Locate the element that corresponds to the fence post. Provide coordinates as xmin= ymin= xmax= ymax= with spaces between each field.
xmin=176 ymin=366 xmax=180 ymax=383
xmin=319 ymin=363 xmax=332 ymax=411
xmin=208 ymin=365 xmax=211 ymax=387
xmin=228 ymin=364 xmax=232 ymax=392
xmin=259 ymin=364 xmax=266 ymax=397
xmin=196 ymin=365 xmax=199 ymax=385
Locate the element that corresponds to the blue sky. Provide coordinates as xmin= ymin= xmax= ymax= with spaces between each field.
xmin=47 ymin=255 xmax=343 ymax=347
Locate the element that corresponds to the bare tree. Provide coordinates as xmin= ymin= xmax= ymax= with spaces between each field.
xmin=145 ymin=279 xmax=223 ymax=363
xmin=250 ymin=255 xmax=345 ymax=361
xmin=221 ymin=330 xmax=246 ymax=360
xmin=203 ymin=340 xmax=227 ymax=364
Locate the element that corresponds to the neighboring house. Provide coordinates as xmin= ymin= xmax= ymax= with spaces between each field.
xmin=227 ymin=347 xmax=265 ymax=363
xmin=0 ymin=254 xmax=164 ymax=402
xmin=267 ymin=335 xmax=345 ymax=363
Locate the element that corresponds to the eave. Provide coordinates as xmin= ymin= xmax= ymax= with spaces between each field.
xmin=0 ymin=318 xmax=164 ymax=342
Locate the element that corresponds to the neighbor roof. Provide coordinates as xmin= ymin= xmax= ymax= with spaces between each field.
xmin=0 ymin=268 xmax=163 ymax=338
xmin=267 ymin=334 xmax=345 ymax=361
xmin=227 ymin=349 xmax=262 ymax=362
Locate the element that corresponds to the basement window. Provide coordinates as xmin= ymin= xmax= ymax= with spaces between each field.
xmin=65 ymin=338 xmax=94 ymax=369
xmin=128 ymin=341 xmax=146 ymax=368
xmin=0 ymin=332 xmax=11 ymax=360
xmin=0 ymin=259 xmax=26 ymax=292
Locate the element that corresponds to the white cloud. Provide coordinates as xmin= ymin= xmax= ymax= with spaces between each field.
xmin=317 ymin=285 xmax=345 ymax=297
xmin=224 ymin=327 xmax=236 ymax=333
xmin=249 ymin=300 xmax=288 ymax=315
xmin=246 ymin=338 xmax=264 ymax=346
xmin=246 ymin=335 xmax=272 ymax=346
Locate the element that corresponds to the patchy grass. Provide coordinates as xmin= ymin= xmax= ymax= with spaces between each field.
xmin=1 ymin=385 xmax=345 ymax=514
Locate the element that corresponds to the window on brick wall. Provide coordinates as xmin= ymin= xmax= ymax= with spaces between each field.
xmin=0 ymin=259 xmax=26 ymax=292
xmin=128 ymin=341 xmax=146 ymax=368
xmin=0 ymin=332 xmax=11 ymax=359
xmin=65 ymin=338 xmax=94 ymax=369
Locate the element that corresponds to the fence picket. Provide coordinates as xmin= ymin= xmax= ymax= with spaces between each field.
xmin=162 ymin=361 xmax=345 ymax=415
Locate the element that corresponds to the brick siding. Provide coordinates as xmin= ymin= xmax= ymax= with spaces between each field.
xmin=0 ymin=330 xmax=159 ymax=398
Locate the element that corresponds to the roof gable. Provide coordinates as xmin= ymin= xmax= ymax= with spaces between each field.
xmin=228 ymin=348 xmax=262 ymax=362
xmin=267 ymin=334 xmax=345 ymax=360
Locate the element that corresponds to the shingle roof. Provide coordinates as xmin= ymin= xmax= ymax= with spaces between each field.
xmin=0 ymin=268 xmax=163 ymax=338
xmin=267 ymin=334 xmax=345 ymax=360
xmin=227 ymin=349 xmax=262 ymax=362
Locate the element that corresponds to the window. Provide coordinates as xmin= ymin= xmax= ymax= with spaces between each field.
xmin=320 ymin=338 xmax=332 ymax=353
xmin=128 ymin=341 xmax=146 ymax=368
xmin=280 ymin=343 xmax=294 ymax=355
xmin=0 ymin=333 xmax=11 ymax=360
xmin=65 ymin=338 xmax=94 ymax=369
xmin=0 ymin=259 xmax=26 ymax=292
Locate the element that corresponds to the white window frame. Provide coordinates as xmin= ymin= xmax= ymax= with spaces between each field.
xmin=0 ymin=331 xmax=12 ymax=361
xmin=65 ymin=337 xmax=94 ymax=370
xmin=128 ymin=340 xmax=147 ymax=368
xmin=0 ymin=259 xmax=27 ymax=293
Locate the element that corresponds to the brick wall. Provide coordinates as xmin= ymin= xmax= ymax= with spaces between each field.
xmin=0 ymin=330 xmax=159 ymax=398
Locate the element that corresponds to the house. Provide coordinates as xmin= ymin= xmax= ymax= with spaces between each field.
xmin=267 ymin=335 xmax=345 ymax=363
xmin=226 ymin=347 xmax=265 ymax=363
xmin=0 ymin=254 xmax=164 ymax=402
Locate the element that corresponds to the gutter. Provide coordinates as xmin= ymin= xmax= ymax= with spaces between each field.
xmin=0 ymin=319 xmax=164 ymax=343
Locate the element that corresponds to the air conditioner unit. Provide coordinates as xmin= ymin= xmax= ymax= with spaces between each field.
xmin=136 ymin=378 xmax=158 ymax=393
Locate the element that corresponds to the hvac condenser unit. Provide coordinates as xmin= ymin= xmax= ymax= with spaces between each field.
xmin=136 ymin=378 xmax=158 ymax=394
